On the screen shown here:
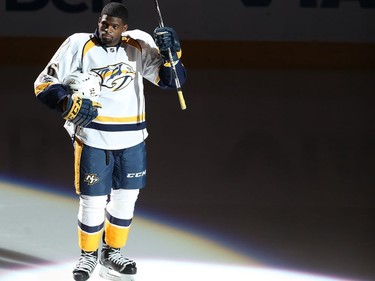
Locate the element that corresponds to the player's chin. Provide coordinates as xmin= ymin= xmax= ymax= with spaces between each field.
xmin=100 ymin=35 xmax=114 ymax=45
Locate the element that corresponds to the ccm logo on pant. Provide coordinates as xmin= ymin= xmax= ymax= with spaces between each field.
xmin=127 ymin=170 xmax=146 ymax=178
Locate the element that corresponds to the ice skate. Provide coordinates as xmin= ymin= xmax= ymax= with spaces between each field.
xmin=99 ymin=245 xmax=137 ymax=281
xmin=73 ymin=250 xmax=98 ymax=281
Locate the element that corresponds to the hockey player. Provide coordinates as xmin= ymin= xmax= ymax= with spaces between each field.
xmin=34 ymin=2 xmax=186 ymax=281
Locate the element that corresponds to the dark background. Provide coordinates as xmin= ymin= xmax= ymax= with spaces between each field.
xmin=1 ymin=60 xmax=375 ymax=280
xmin=1 ymin=0 xmax=375 ymax=280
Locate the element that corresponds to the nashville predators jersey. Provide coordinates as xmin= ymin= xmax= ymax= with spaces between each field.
xmin=34 ymin=29 xmax=164 ymax=150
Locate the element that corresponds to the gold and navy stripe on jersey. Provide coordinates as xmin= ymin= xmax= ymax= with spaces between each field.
xmin=82 ymin=36 xmax=100 ymax=59
xmin=34 ymin=82 xmax=54 ymax=95
xmin=86 ymin=121 xmax=146 ymax=132
xmin=86 ymin=113 xmax=146 ymax=132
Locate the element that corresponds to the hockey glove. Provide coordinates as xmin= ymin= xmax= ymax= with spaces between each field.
xmin=154 ymin=27 xmax=181 ymax=62
xmin=62 ymin=95 xmax=101 ymax=127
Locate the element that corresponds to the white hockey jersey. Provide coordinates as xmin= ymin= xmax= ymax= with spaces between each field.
xmin=34 ymin=29 xmax=164 ymax=150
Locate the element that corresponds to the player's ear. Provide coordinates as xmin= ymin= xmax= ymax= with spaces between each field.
xmin=123 ymin=24 xmax=128 ymax=32
xmin=98 ymin=16 xmax=102 ymax=24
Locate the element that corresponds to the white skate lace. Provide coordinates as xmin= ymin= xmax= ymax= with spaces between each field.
xmin=75 ymin=251 xmax=98 ymax=273
xmin=108 ymin=248 xmax=134 ymax=270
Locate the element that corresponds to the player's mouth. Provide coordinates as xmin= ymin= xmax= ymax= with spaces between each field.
xmin=101 ymin=33 xmax=112 ymax=40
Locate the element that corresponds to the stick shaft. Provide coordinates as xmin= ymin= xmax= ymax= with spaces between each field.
xmin=154 ymin=0 xmax=186 ymax=110
xmin=154 ymin=0 xmax=165 ymax=27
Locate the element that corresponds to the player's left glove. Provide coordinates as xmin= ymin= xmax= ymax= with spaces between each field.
xmin=154 ymin=27 xmax=181 ymax=62
xmin=62 ymin=95 xmax=101 ymax=127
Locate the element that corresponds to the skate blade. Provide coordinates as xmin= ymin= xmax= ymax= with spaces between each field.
xmin=99 ymin=266 xmax=136 ymax=281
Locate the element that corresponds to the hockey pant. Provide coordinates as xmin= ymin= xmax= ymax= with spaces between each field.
xmin=77 ymin=189 xmax=139 ymax=252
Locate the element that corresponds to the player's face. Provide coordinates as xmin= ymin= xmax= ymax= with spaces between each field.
xmin=98 ymin=15 xmax=128 ymax=47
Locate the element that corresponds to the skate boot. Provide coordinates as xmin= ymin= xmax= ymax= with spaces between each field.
xmin=99 ymin=244 xmax=137 ymax=281
xmin=72 ymin=250 xmax=98 ymax=281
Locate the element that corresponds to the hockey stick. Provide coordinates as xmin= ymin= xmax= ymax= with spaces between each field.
xmin=154 ymin=0 xmax=187 ymax=110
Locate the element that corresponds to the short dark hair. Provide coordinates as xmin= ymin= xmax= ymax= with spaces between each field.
xmin=101 ymin=2 xmax=128 ymax=24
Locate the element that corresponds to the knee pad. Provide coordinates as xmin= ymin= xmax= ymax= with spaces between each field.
xmin=78 ymin=195 xmax=107 ymax=252
xmin=104 ymin=189 xmax=139 ymax=248
xmin=106 ymin=189 xmax=139 ymax=220
xmin=78 ymin=195 xmax=108 ymax=226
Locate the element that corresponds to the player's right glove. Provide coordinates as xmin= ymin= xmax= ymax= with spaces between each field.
xmin=154 ymin=27 xmax=182 ymax=62
xmin=62 ymin=95 xmax=101 ymax=127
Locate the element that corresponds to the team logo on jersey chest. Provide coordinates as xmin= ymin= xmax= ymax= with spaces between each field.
xmin=92 ymin=63 xmax=135 ymax=91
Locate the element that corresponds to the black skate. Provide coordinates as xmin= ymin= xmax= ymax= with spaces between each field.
xmin=72 ymin=250 xmax=98 ymax=281
xmin=99 ymin=245 xmax=137 ymax=281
